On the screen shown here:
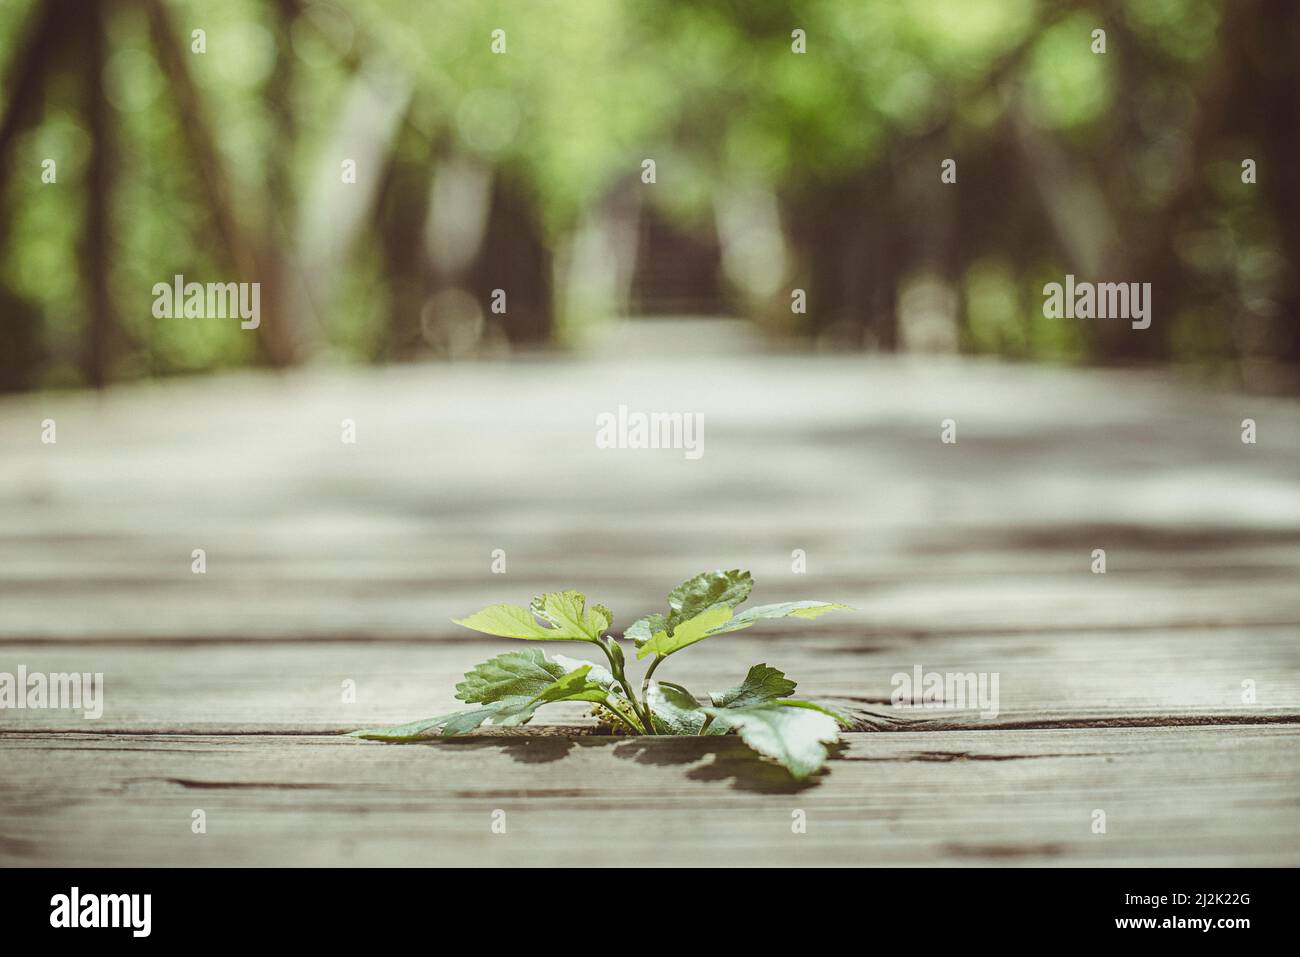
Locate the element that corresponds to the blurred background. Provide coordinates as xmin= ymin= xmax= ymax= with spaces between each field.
xmin=0 ymin=0 xmax=1296 ymax=393
xmin=3 ymin=3 xmax=1300 ymax=869
xmin=4 ymin=0 xmax=1300 ymax=873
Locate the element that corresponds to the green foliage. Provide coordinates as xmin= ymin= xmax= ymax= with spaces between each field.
xmin=351 ymin=648 xmax=614 ymax=739
xmin=667 ymin=569 xmax=754 ymax=626
xmin=634 ymin=605 xmax=734 ymax=659
xmin=629 ymin=568 xmax=846 ymax=660
xmin=0 ymin=0 xmax=1267 ymax=385
xmin=646 ymin=681 xmax=719 ymax=736
xmin=453 ymin=647 xmax=568 ymax=702
xmin=715 ymin=600 xmax=852 ymax=631
xmin=709 ymin=663 xmax=797 ymax=709
xmin=453 ymin=590 xmax=611 ymax=641
xmin=1024 ymin=14 xmax=1114 ymax=131
xmin=699 ymin=702 xmax=843 ymax=780
xmin=625 ymin=568 xmax=752 ymax=642
xmin=350 ymin=570 xmax=853 ymax=778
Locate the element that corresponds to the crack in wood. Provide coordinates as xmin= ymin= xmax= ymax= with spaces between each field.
xmin=841 ymin=750 xmax=1108 ymax=763
xmin=868 ymin=712 xmax=1300 ymax=732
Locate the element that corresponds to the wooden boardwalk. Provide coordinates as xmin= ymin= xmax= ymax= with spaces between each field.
xmin=2 ymin=352 xmax=1299 ymax=865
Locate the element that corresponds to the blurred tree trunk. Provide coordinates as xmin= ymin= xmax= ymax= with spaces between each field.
xmin=372 ymin=110 xmax=436 ymax=359
xmin=787 ymin=166 xmax=899 ymax=350
xmin=0 ymin=0 xmax=64 ymax=390
xmin=146 ymin=0 xmax=306 ymax=366
xmin=470 ymin=177 xmax=553 ymax=344
xmin=253 ymin=0 xmax=314 ymax=365
xmin=1253 ymin=0 xmax=1300 ymax=366
xmin=145 ymin=1 xmax=257 ymax=280
xmin=80 ymin=0 xmax=116 ymax=389
xmin=0 ymin=0 xmax=61 ymax=245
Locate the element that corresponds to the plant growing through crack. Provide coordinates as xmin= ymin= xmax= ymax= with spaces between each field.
xmin=349 ymin=570 xmax=852 ymax=778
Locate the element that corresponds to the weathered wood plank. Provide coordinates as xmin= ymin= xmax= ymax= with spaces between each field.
xmin=2 ymin=359 xmax=1298 ymax=641
xmin=3 ymin=358 xmax=1299 ymax=866
xmin=1 ymin=626 xmax=1296 ymax=732
xmin=2 ymin=727 xmax=1295 ymax=866
xmin=4 ymin=569 xmax=1299 ymax=641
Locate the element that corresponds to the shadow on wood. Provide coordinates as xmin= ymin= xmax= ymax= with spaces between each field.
xmin=383 ymin=732 xmax=833 ymax=794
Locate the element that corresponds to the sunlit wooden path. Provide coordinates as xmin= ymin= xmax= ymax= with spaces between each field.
xmin=2 ymin=351 xmax=1298 ymax=865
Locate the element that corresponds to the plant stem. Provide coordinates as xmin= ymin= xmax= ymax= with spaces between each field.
xmin=597 ymin=638 xmax=654 ymax=734
xmin=631 ymin=655 xmax=668 ymax=736
xmin=626 ymin=675 xmax=657 ymax=735
xmin=640 ymin=655 xmax=665 ymax=707
xmin=630 ymin=653 xmax=663 ymax=734
xmin=698 ymin=714 xmax=714 ymax=736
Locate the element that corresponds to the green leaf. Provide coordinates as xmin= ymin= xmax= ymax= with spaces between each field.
xmin=703 ymin=601 xmax=851 ymax=637
xmin=455 ymin=648 xmax=568 ymax=703
xmin=635 ymin=604 xmax=734 ymax=659
xmin=637 ymin=598 xmax=846 ymax=660
xmin=774 ymin=698 xmax=853 ymax=726
xmin=491 ymin=664 xmax=613 ymax=726
xmin=646 ymin=681 xmax=725 ymax=735
xmin=348 ymin=700 xmax=522 ymax=741
xmin=709 ymin=663 xmax=797 ymax=709
xmin=531 ymin=665 xmax=609 ymax=706
xmin=529 ymin=590 xmax=612 ymax=639
xmin=452 ymin=604 xmax=565 ymax=640
xmin=591 ymin=603 xmax=615 ymax=632
xmin=666 ymin=569 xmax=753 ymax=629
xmin=552 ymin=653 xmax=616 ymax=691
xmin=625 ymin=570 xmax=752 ymax=644
xmin=453 ymin=589 xmax=610 ymax=641
xmin=352 ymin=652 xmax=620 ymax=740
xmin=624 ymin=613 xmax=667 ymax=643
xmin=347 ymin=714 xmax=455 ymax=741
xmin=700 ymin=702 xmax=841 ymax=779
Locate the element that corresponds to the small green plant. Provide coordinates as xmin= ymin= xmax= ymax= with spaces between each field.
xmin=349 ymin=570 xmax=852 ymax=778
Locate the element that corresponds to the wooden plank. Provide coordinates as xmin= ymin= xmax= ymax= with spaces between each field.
xmin=2 ymin=358 xmax=1298 ymax=642
xmin=2 ymin=726 xmax=1296 ymax=866
xmin=3 ymin=359 xmax=1299 ymax=866
xmin=3 ymin=567 xmax=1299 ymax=641
xmin=1 ymin=626 xmax=1297 ymax=732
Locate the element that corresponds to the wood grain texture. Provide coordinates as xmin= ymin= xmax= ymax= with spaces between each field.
xmin=2 ymin=358 xmax=1298 ymax=642
xmin=2 ymin=355 xmax=1299 ymax=865
xmin=2 ymin=727 xmax=1296 ymax=866
xmin=0 ymin=628 xmax=1296 ymax=733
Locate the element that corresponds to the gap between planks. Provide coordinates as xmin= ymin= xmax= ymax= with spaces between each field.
xmin=6 ymin=711 xmax=1300 ymax=738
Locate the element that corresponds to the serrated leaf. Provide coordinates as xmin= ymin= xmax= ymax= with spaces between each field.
xmin=624 ymin=613 xmax=668 ymax=644
xmin=353 ymin=652 xmax=618 ymax=740
xmin=491 ymin=665 xmax=612 ymax=726
xmin=635 ymin=604 xmax=734 ymax=659
xmin=453 ymin=590 xmax=610 ymax=642
xmin=709 ymin=663 xmax=797 ymax=709
xmin=701 ymin=702 xmax=841 ymax=779
xmin=591 ymin=603 xmax=615 ymax=631
xmin=529 ymin=590 xmax=612 ymax=639
xmin=452 ymin=604 xmax=567 ymax=640
xmin=703 ymin=601 xmax=851 ymax=637
xmin=532 ymin=665 xmax=608 ymax=705
xmin=666 ymin=569 xmax=753 ymax=630
xmin=552 ymin=654 xmax=616 ymax=691
xmin=348 ymin=699 xmax=524 ymax=741
xmin=347 ymin=713 xmax=458 ymax=741
xmin=646 ymin=681 xmax=725 ymax=735
xmin=441 ymin=701 xmax=525 ymax=733
xmin=625 ymin=570 xmax=753 ymax=644
xmin=455 ymin=648 xmax=568 ymax=703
